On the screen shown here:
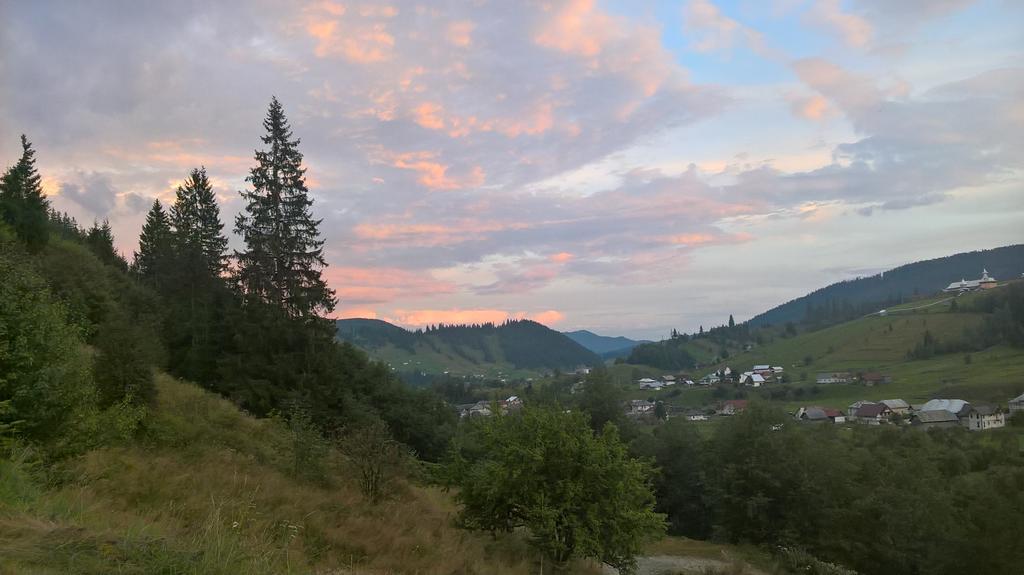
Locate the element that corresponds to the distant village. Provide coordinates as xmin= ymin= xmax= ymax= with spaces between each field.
xmin=613 ymin=361 xmax=1023 ymax=431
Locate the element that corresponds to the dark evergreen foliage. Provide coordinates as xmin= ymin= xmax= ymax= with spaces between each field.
xmin=336 ymin=318 xmax=601 ymax=371
xmin=0 ymin=135 xmax=49 ymax=251
xmin=132 ymin=199 xmax=174 ymax=285
xmin=234 ymin=97 xmax=335 ymax=323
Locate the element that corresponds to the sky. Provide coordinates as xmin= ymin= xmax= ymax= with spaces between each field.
xmin=1 ymin=0 xmax=1022 ymax=339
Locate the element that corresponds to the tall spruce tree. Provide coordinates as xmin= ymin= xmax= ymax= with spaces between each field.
xmin=133 ymin=199 xmax=173 ymax=284
xmin=0 ymin=135 xmax=49 ymax=250
xmin=234 ymin=97 xmax=335 ymax=322
xmin=167 ymin=167 xmax=230 ymax=382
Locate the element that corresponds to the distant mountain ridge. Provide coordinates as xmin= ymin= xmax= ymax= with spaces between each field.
xmin=563 ymin=330 xmax=650 ymax=355
xmin=748 ymin=244 xmax=1024 ymax=327
xmin=336 ymin=318 xmax=600 ymax=374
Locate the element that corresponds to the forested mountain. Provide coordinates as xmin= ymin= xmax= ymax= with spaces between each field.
xmin=564 ymin=329 xmax=649 ymax=356
xmin=337 ymin=318 xmax=600 ymax=373
xmin=749 ymin=244 xmax=1024 ymax=327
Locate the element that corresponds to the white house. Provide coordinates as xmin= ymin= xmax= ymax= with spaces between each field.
xmin=627 ymin=399 xmax=656 ymax=416
xmin=816 ymin=372 xmax=852 ymax=384
xmin=638 ymin=378 xmax=663 ymax=390
xmin=963 ymin=404 xmax=1005 ymax=431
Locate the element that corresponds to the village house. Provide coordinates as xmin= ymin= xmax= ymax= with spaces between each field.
xmin=879 ymin=399 xmax=910 ymax=416
xmin=1010 ymin=392 xmax=1024 ymax=415
xmin=920 ymin=399 xmax=972 ymax=422
xmin=911 ymin=410 xmax=961 ymax=429
xmin=626 ymin=399 xmax=655 ymax=417
xmin=796 ymin=406 xmax=845 ymax=424
xmin=752 ymin=364 xmax=772 ymax=375
xmin=719 ymin=399 xmax=749 ymax=416
xmin=638 ymin=378 xmax=663 ymax=390
xmin=963 ymin=404 xmax=1005 ymax=431
xmin=742 ymin=373 xmax=766 ymax=387
xmin=848 ymin=400 xmax=874 ymax=414
xmin=574 ymin=366 xmax=592 ymax=375
xmin=853 ymin=402 xmax=892 ymax=425
xmin=661 ymin=375 xmax=676 ymax=384
xmin=700 ymin=373 xmax=720 ymax=385
xmin=816 ymin=372 xmax=852 ymax=384
xmin=860 ymin=372 xmax=893 ymax=386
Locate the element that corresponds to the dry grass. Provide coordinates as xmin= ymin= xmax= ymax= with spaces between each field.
xmin=0 ymin=374 xmax=602 ymax=574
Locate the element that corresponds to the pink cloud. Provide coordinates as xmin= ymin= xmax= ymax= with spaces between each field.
xmin=549 ymin=251 xmax=574 ymax=263
xmin=807 ymin=0 xmax=873 ymax=48
xmin=304 ymin=3 xmax=395 ymax=63
xmin=353 ymin=219 xmax=525 ymax=247
xmin=390 ymin=308 xmax=566 ymax=328
xmin=446 ymin=20 xmax=474 ymax=47
xmin=787 ymin=93 xmax=831 ymax=121
xmin=323 ymin=266 xmax=457 ymax=304
xmin=388 ymin=150 xmax=485 ymax=190
xmin=534 ymin=0 xmax=613 ymax=58
xmin=412 ymin=102 xmax=446 ymax=130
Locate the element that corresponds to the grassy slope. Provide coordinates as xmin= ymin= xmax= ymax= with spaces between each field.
xmin=371 ymin=340 xmax=539 ymax=379
xmin=627 ymin=288 xmax=1024 ymax=411
xmin=0 ymin=374 xmax=594 ymax=575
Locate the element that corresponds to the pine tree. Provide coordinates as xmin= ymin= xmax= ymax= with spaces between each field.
xmin=0 ymin=135 xmax=49 ymax=250
xmin=728 ymin=314 xmax=735 ymax=328
xmin=234 ymin=97 xmax=335 ymax=320
xmin=133 ymin=199 xmax=173 ymax=284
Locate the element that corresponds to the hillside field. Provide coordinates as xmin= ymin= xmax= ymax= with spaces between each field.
xmin=0 ymin=374 xmax=591 ymax=575
xmin=625 ymin=287 xmax=1024 ymax=412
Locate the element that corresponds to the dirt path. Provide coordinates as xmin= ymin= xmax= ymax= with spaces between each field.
xmin=601 ymin=554 xmax=768 ymax=575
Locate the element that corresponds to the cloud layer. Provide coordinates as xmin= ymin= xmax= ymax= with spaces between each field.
xmin=2 ymin=0 xmax=1021 ymax=337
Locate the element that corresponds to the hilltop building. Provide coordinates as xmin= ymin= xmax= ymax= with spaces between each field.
xmin=943 ymin=269 xmax=998 ymax=292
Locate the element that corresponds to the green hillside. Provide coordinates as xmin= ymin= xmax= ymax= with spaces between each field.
xmin=634 ymin=285 xmax=1024 ymax=411
xmin=0 ymin=374 xmax=578 ymax=575
xmin=336 ymin=318 xmax=600 ymax=378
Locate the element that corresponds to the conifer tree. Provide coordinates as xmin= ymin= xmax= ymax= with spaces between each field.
xmin=728 ymin=314 xmax=735 ymax=328
xmin=167 ymin=167 xmax=230 ymax=382
xmin=86 ymin=219 xmax=126 ymax=269
xmin=171 ymin=167 xmax=227 ymax=277
xmin=0 ymin=135 xmax=49 ymax=250
xmin=234 ymin=97 xmax=335 ymax=321
xmin=133 ymin=199 xmax=173 ymax=284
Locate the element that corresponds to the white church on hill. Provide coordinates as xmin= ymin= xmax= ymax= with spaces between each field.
xmin=943 ymin=269 xmax=998 ymax=293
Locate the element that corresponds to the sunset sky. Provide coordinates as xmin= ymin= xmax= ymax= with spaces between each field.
xmin=2 ymin=0 xmax=1022 ymax=339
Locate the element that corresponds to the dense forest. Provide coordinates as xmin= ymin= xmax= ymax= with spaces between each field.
xmin=336 ymin=317 xmax=601 ymax=371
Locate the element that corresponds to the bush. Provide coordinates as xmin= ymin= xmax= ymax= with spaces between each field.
xmin=0 ymin=237 xmax=95 ymax=443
